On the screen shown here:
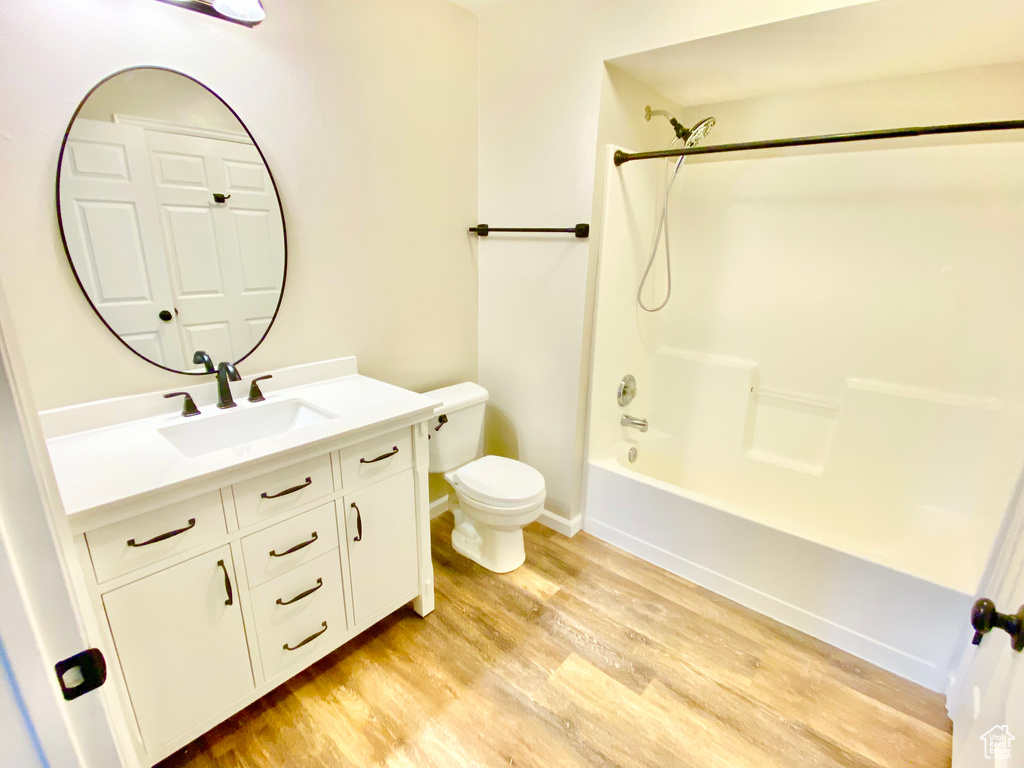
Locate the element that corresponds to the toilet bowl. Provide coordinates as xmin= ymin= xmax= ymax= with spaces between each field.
xmin=423 ymin=383 xmax=546 ymax=573
xmin=445 ymin=455 xmax=545 ymax=572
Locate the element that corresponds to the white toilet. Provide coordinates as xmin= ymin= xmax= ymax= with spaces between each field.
xmin=424 ymin=382 xmax=546 ymax=573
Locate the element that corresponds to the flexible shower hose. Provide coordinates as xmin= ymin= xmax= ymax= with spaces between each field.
xmin=637 ymin=141 xmax=686 ymax=313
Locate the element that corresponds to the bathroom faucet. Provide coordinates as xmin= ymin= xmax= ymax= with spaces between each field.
xmin=193 ymin=350 xmax=215 ymax=374
xmin=621 ymin=415 xmax=648 ymax=432
xmin=216 ymin=362 xmax=241 ymax=409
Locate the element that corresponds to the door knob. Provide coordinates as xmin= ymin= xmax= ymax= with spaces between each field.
xmin=971 ymin=598 xmax=1024 ymax=651
xmin=158 ymin=310 xmax=173 ymax=322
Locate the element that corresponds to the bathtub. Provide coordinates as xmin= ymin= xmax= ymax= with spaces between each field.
xmin=584 ymin=445 xmax=975 ymax=691
xmin=580 ymin=142 xmax=1024 ymax=692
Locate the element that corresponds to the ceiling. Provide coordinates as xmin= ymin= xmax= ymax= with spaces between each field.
xmin=610 ymin=0 xmax=1024 ymax=107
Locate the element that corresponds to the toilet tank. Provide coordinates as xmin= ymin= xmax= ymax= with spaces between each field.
xmin=422 ymin=382 xmax=488 ymax=473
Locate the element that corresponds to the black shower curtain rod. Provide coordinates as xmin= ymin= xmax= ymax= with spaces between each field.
xmin=612 ymin=119 xmax=1024 ymax=166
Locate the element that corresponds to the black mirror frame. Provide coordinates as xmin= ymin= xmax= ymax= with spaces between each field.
xmin=55 ymin=66 xmax=288 ymax=376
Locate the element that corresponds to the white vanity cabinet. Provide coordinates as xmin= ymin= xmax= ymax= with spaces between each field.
xmin=84 ymin=491 xmax=226 ymax=582
xmin=344 ymin=470 xmax=419 ymax=624
xmin=101 ymin=547 xmax=254 ymax=751
xmin=250 ymin=548 xmax=347 ymax=681
xmin=64 ymin=412 xmax=436 ymax=768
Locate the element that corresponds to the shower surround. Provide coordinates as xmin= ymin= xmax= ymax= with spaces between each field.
xmin=583 ymin=66 xmax=1024 ymax=689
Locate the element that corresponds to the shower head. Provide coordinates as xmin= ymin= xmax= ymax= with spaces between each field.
xmin=643 ymin=106 xmax=716 ymax=147
xmin=682 ymin=116 xmax=716 ymax=147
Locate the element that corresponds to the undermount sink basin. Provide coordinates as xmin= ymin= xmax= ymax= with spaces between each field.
xmin=159 ymin=399 xmax=336 ymax=458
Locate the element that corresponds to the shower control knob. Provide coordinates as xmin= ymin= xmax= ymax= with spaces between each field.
xmin=970 ymin=598 xmax=1024 ymax=651
xmin=617 ymin=375 xmax=637 ymax=407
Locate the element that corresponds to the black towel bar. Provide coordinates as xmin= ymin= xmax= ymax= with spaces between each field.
xmin=469 ymin=223 xmax=589 ymax=238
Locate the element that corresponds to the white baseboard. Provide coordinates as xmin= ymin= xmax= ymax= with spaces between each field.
xmin=537 ymin=509 xmax=583 ymax=537
xmin=429 ymin=495 xmax=449 ymax=519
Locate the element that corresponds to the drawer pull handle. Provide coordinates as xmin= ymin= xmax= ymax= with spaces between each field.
xmin=126 ymin=518 xmax=196 ymax=548
xmin=360 ymin=446 xmax=399 ymax=464
xmin=283 ymin=621 xmax=328 ymax=651
xmin=352 ymin=502 xmax=362 ymax=542
xmin=276 ymin=578 xmax=323 ymax=606
xmin=269 ymin=532 xmax=318 ymax=558
xmin=261 ymin=476 xmax=312 ymax=499
xmin=217 ymin=559 xmax=234 ymax=606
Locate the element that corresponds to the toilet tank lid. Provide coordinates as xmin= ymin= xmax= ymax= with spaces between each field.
xmin=422 ymin=382 xmax=488 ymax=411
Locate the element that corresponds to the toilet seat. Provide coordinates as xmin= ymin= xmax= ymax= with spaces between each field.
xmin=448 ymin=456 xmax=546 ymax=509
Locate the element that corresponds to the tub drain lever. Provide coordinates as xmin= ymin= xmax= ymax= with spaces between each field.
xmin=971 ymin=598 xmax=1024 ymax=651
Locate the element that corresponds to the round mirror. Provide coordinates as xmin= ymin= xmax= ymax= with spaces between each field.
xmin=56 ymin=67 xmax=286 ymax=375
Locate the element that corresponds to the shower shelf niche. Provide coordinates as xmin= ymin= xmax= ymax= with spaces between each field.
xmin=744 ymin=385 xmax=839 ymax=476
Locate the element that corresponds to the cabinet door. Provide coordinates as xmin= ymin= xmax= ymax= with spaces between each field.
xmin=344 ymin=470 xmax=418 ymax=625
xmin=102 ymin=547 xmax=253 ymax=751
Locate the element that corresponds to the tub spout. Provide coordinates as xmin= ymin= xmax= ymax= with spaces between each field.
xmin=621 ymin=415 xmax=648 ymax=432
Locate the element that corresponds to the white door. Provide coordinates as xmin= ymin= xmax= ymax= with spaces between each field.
xmin=344 ymin=471 xmax=419 ymax=625
xmin=0 ymin=659 xmax=49 ymax=768
xmin=58 ymin=119 xmax=186 ymax=370
xmin=101 ymin=547 xmax=254 ymax=753
xmin=144 ymin=131 xmax=285 ymax=365
xmin=0 ymin=500 xmax=117 ymax=768
xmin=0 ymin=286 xmax=122 ymax=768
xmin=950 ymin=468 xmax=1024 ymax=767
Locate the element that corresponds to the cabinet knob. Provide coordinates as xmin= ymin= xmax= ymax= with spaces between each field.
xmin=269 ymin=532 xmax=318 ymax=558
xmin=352 ymin=502 xmax=363 ymax=542
xmin=127 ymin=517 xmax=196 ymax=546
xmin=260 ymin=477 xmax=312 ymax=499
xmin=283 ymin=621 xmax=328 ymax=651
xmin=217 ymin=559 xmax=234 ymax=606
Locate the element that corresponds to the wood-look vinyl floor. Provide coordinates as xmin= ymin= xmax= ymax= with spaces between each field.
xmin=158 ymin=515 xmax=952 ymax=768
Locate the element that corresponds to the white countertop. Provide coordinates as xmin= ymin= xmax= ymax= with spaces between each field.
xmin=44 ymin=365 xmax=441 ymax=517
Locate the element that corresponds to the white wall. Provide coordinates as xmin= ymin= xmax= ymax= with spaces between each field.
xmin=0 ymin=0 xmax=479 ymax=411
xmin=475 ymin=0 xmax=874 ymax=523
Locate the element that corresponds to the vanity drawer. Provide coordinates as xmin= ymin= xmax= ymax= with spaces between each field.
xmin=86 ymin=492 xmax=225 ymax=583
xmin=338 ymin=428 xmax=412 ymax=491
xmin=250 ymin=549 xmax=346 ymax=681
xmin=241 ymin=502 xmax=338 ymax=587
xmin=233 ymin=453 xmax=334 ymax=529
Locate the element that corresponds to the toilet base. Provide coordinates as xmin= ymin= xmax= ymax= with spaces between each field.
xmin=451 ymin=507 xmax=527 ymax=573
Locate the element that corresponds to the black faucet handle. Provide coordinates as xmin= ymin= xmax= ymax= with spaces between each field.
xmin=192 ymin=351 xmax=215 ymax=374
xmin=248 ymin=375 xmax=273 ymax=403
xmin=164 ymin=391 xmax=201 ymax=417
